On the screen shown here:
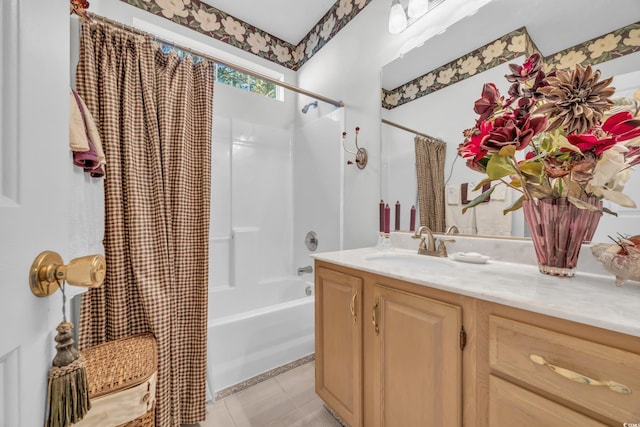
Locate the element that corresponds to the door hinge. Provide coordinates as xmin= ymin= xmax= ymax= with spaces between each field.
xmin=460 ymin=326 xmax=467 ymax=351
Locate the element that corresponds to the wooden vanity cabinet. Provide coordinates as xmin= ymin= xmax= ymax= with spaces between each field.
xmin=315 ymin=266 xmax=363 ymax=427
xmin=477 ymin=301 xmax=640 ymax=426
xmin=315 ymin=261 xmax=466 ymax=427
xmin=369 ymin=283 xmax=462 ymax=427
xmin=315 ymin=259 xmax=640 ymax=427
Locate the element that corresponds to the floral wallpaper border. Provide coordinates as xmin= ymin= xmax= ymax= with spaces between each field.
xmin=382 ymin=21 xmax=640 ymax=110
xmin=119 ymin=0 xmax=372 ymax=71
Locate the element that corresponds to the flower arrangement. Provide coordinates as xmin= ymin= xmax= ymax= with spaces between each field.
xmin=458 ymin=53 xmax=640 ymax=214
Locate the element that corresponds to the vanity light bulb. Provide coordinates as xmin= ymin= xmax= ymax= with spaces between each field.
xmin=407 ymin=0 xmax=429 ymax=18
xmin=388 ymin=0 xmax=408 ymax=34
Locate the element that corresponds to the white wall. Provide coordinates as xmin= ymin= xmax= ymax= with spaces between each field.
xmin=296 ymin=0 xmax=493 ymax=249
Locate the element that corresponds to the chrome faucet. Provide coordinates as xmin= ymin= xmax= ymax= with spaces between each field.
xmin=412 ymin=225 xmax=454 ymax=257
xmin=297 ymin=265 xmax=313 ymax=276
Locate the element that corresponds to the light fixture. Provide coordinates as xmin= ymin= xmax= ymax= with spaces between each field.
xmin=407 ymin=0 xmax=429 ymax=18
xmin=388 ymin=0 xmax=408 ymax=34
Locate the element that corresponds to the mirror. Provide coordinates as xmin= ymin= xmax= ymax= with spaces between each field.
xmin=381 ymin=0 xmax=640 ymax=239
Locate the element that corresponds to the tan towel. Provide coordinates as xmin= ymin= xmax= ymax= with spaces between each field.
xmin=69 ymin=89 xmax=106 ymax=169
xmin=69 ymin=93 xmax=90 ymax=152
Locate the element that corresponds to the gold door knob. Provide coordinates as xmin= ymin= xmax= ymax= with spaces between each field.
xmin=29 ymin=251 xmax=106 ymax=297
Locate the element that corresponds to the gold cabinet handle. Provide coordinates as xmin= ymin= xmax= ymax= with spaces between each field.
xmin=371 ymin=298 xmax=379 ymax=335
xmin=530 ymin=354 xmax=631 ymax=395
xmin=350 ymin=290 xmax=358 ymax=323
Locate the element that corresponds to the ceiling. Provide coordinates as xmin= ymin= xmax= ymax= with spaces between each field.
xmin=204 ymin=0 xmax=338 ymax=44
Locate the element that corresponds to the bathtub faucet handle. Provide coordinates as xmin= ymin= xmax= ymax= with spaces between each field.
xmin=297 ymin=265 xmax=313 ymax=276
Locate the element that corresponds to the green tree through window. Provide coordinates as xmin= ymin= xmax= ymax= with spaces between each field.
xmin=161 ymin=45 xmax=277 ymax=99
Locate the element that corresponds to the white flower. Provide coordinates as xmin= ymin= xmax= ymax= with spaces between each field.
xmin=305 ymin=32 xmax=319 ymax=57
xmin=320 ymin=15 xmax=336 ymax=40
xmin=385 ymin=92 xmax=402 ymax=106
xmin=623 ymin=28 xmax=640 ymax=46
xmin=293 ymin=43 xmax=306 ymax=63
xmin=336 ymin=0 xmax=353 ymax=20
xmin=588 ymin=33 xmax=621 ymax=59
xmin=587 ymin=148 xmax=636 ymax=207
xmin=554 ymin=50 xmax=587 ymax=69
xmin=155 ymin=0 xmax=188 ymax=19
xmin=419 ymin=73 xmax=436 ymax=91
xmin=222 ymin=16 xmax=246 ymax=43
xmin=482 ymin=40 xmax=506 ymax=64
xmin=507 ymin=34 xmax=527 ymax=53
xmin=272 ymin=44 xmax=292 ymax=63
xmin=436 ymin=67 xmax=456 ymax=85
xmin=457 ymin=56 xmax=481 ymax=76
xmin=191 ymin=8 xmax=220 ymax=32
xmin=354 ymin=0 xmax=366 ymax=9
xmin=247 ymin=32 xmax=269 ymax=54
xmin=403 ymin=84 xmax=419 ymax=99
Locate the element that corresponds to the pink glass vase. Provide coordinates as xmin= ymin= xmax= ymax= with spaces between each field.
xmin=522 ymin=197 xmax=603 ymax=277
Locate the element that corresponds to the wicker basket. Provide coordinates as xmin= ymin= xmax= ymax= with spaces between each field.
xmin=76 ymin=333 xmax=157 ymax=427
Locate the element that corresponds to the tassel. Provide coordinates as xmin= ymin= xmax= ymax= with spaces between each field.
xmin=45 ymin=321 xmax=91 ymax=427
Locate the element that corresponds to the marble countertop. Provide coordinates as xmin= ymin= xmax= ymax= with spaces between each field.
xmin=313 ymin=244 xmax=640 ymax=338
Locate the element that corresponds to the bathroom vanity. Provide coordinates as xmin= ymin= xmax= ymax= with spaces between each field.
xmin=313 ymin=238 xmax=640 ymax=427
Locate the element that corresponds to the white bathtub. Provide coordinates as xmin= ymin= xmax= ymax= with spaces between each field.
xmin=207 ymin=278 xmax=315 ymax=394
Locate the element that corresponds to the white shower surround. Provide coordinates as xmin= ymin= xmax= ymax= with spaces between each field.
xmin=208 ymin=89 xmax=343 ymax=394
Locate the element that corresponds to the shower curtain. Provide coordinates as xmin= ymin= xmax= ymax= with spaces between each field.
xmin=415 ymin=135 xmax=446 ymax=232
xmin=76 ymin=22 xmax=214 ymax=426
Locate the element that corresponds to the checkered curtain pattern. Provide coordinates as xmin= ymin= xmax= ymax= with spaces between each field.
xmin=75 ymin=23 xmax=214 ymax=426
xmin=415 ymin=135 xmax=447 ymax=233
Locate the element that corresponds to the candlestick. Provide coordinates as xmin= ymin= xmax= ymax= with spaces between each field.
xmin=395 ymin=201 xmax=400 ymax=231
xmin=384 ymin=204 xmax=390 ymax=234
xmin=410 ymin=205 xmax=416 ymax=231
xmin=379 ymin=200 xmax=385 ymax=233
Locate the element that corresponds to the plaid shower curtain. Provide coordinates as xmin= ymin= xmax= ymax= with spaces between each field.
xmin=415 ymin=135 xmax=447 ymax=233
xmin=76 ymin=22 xmax=213 ymax=426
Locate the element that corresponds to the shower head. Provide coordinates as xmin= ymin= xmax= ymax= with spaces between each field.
xmin=301 ymin=100 xmax=318 ymax=114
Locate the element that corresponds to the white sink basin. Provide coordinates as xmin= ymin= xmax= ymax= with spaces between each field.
xmin=364 ymin=252 xmax=455 ymax=272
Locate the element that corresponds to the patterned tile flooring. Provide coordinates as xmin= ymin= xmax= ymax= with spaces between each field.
xmin=189 ymin=362 xmax=342 ymax=427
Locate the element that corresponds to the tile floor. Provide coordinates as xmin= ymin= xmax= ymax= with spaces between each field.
xmin=193 ymin=362 xmax=343 ymax=427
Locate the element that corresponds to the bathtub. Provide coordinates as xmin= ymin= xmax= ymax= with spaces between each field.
xmin=207 ymin=278 xmax=315 ymax=395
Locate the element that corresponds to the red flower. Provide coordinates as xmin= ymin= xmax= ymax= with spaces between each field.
xmin=474 ymin=83 xmax=501 ymax=122
xmin=481 ymin=114 xmax=547 ymax=152
xmin=567 ymin=112 xmax=640 ymax=155
xmin=459 ymin=121 xmax=493 ymax=163
xmin=602 ymin=111 xmax=640 ymax=142
xmin=505 ymin=53 xmax=542 ymax=83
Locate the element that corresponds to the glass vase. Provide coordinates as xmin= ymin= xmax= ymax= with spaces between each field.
xmin=522 ymin=197 xmax=602 ymax=277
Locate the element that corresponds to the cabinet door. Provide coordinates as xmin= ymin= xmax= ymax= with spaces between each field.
xmin=315 ymin=266 xmax=363 ymax=427
xmin=371 ymin=284 xmax=462 ymax=427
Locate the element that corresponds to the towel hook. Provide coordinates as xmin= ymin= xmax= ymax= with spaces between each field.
xmin=342 ymin=127 xmax=368 ymax=169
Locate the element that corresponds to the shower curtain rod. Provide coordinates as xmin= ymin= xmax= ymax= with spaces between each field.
xmin=84 ymin=12 xmax=345 ymax=108
xmin=381 ymin=118 xmax=430 ymax=139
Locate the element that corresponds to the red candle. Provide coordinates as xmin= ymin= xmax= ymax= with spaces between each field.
xmin=379 ymin=200 xmax=385 ymax=233
xmin=395 ymin=201 xmax=400 ymax=231
xmin=384 ymin=204 xmax=390 ymax=234
xmin=410 ymin=205 xmax=416 ymax=231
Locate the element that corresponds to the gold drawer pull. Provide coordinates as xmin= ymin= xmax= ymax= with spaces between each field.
xmin=350 ymin=290 xmax=358 ymax=323
xmin=530 ymin=354 xmax=631 ymax=395
xmin=371 ymin=298 xmax=379 ymax=335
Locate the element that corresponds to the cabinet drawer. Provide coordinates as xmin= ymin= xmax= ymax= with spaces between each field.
xmin=489 ymin=375 xmax=606 ymax=427
xmin=489 ymin=315 xmax=640 ymax=424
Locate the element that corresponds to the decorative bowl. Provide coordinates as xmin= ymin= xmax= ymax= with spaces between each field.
xmin=591 ymin=243 xmax=640 ymax=286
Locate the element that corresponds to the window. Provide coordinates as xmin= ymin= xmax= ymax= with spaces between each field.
xmin=136 ymin=18 xmax=284 ymax=101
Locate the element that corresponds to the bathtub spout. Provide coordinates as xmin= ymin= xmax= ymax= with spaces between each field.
xmin=297 ymin=265 xmax=313 ymax=276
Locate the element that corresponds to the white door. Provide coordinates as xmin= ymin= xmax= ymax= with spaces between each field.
xmin=0 ymin=1 xmax=70 ymax=426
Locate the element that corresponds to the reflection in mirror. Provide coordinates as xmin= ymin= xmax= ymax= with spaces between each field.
xmin=381 ymin=0 xmax=640 ymax=240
